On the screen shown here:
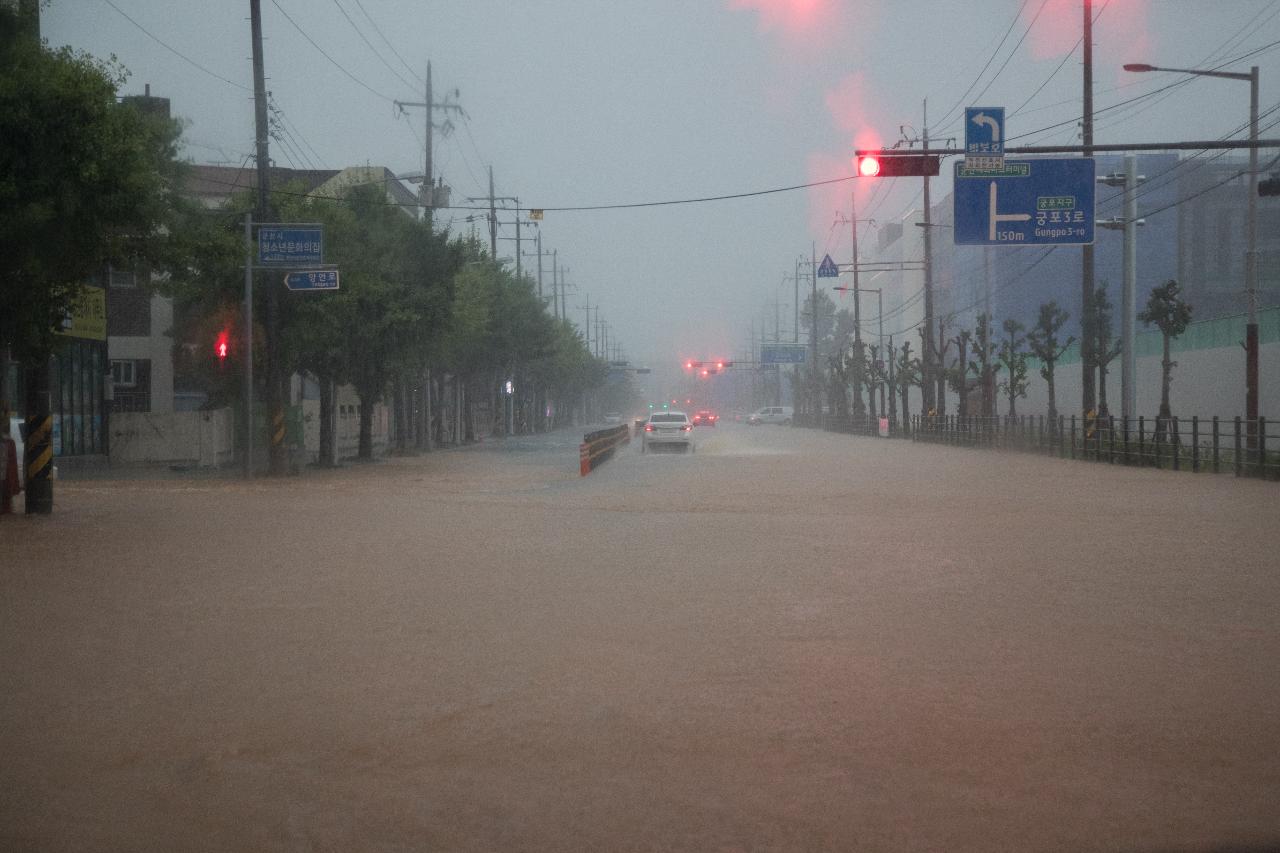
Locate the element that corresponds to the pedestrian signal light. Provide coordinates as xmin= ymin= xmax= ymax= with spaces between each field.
xmin=215 ymin=331 xmax=229 ymax=361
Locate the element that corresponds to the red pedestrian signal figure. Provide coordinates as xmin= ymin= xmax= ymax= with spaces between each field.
xmin=215 ymin=331 xmax=229 ymax=363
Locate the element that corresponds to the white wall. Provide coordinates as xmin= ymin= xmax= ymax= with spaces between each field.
xmin=109 ymin=408 xmax=234 ymax=467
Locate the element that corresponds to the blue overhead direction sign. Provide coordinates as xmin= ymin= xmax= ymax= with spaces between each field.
xmin=258 ymin=225 xmax=323 ymax=265
xmin=953 ymin=158 xmax=1096 ymax=247
xmin=284 ymin=270 xmax=339 ymax=291
xmin=817 ymin=254 xmax=840 ymax=277
xmin=761 ymin=344 xmax=808 ymax=365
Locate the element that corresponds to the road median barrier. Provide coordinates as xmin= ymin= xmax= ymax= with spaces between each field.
xmin=580 ymin=424 xmax=630 ymax=475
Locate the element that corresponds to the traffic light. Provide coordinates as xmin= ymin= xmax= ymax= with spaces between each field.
xmin=215 ymin=330 xmax=229 ymax=363
xmin=1260 ymin=173 xmax=1280 ymax=196
xmin=854 ymin=153 xmax=940 ymax=178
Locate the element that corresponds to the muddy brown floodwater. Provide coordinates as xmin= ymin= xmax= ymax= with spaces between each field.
xmin=2 ymin=424 xmax=1279 ymax=852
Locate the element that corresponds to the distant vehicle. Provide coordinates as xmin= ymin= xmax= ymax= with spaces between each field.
xmin=691 ymin=409 xmax=718 ymax=427
xmin=747 ymin=406 xmax=793 ymax=426
xmin=642 ymin=411 xmax=695 ymax=453
xmin=602 ymin=412 xmax=621 ymax=425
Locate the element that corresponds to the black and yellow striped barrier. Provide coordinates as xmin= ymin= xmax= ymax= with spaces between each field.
xmin=579 ymin=424 xmax=630 ymax=476
xmin=24 ymin=412 xmax=53 ymax=514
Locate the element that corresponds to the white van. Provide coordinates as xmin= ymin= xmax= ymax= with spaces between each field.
xmin=747 ymin=406 xmax=793 ymax=425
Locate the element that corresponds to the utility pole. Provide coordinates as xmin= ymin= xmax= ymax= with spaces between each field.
xmin=1122 ymin=153 xmax=1139 ymax=421
xmin=552 ymin=250 xmax=560 ymax=321
xmin=850 ymin=193 xmax=865 ymax=420
xmin=488 ymin=167 xmax=497 ymax=258
xmin=1081 ymin=0 xmax=1098 ymax=420
xmin=810 ymin=242 xmax=819 ymax=419
xmin=1247 ymin=64 xmax=1260 ymax=449
xmin=249 ymin=0 xmax=286 ymax=476
xmin=921 ymin=99 xmax=937 ymax=416
xmin=394 ymin=61 xmax=464 ymax=224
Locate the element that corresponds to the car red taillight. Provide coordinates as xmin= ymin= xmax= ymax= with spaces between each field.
xmin=681 ymin=424 xmax=691 ymax=431
xmin=644 ymin=424 xmax=654 ymax=432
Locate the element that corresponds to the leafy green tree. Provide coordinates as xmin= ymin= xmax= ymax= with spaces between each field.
xmin=1027 ymin=302 xmax=1074 ymax=425
xmin=1138 ymin=279 xmax=1192 ymax=442
xmin=0 ymin=13 xmax=189 ymax=362
xmin=998 ymin=319 xmax=1029 ymax=418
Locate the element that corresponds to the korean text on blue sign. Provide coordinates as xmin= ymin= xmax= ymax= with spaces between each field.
xmin=258 ymin=227 xmax=323 ymax=264
xmin=952 ymin=158 xmax=1095 ymax=247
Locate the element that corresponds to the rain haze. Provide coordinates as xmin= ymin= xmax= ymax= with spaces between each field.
xmin=4 ymin=1 xmax=1280 ymax=851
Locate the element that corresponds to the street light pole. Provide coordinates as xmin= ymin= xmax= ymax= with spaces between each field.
xmin=1124 ymin=62 xmax=1261 ymax=439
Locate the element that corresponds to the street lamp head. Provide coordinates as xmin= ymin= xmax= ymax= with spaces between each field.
xmin=1123 ymin=63 xmax=1157 ymax=73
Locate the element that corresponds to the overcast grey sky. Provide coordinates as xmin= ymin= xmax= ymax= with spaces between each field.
xmin=44 ymin=0 xmax=1280 ymax=374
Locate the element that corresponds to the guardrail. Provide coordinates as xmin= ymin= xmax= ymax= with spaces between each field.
xmin=580 ymin=424 xmax=630 ymax=475
xmin=909 ymin=414 xmax=1278 ymax=481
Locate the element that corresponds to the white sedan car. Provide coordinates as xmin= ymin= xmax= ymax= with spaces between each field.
xmin=642 ymin=411 xmax=695 ymax=453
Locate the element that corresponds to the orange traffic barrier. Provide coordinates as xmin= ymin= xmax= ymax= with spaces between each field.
xmin=579 ymin=443 xmax=591 ymax=476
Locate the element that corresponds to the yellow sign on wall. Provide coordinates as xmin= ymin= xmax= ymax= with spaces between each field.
xmin=56 ymin=286 xmax=107 ymax=341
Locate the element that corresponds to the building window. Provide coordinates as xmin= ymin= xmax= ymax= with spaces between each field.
xmin=110 ymin=359 xmax=137 ymax=387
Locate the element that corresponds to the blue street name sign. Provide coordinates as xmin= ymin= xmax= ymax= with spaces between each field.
xmin=284 ymin=270 xmax=339 ymax=291
xmin=259 ymin=226 xmax=323 ymax=265
xmin=953 ymin=158 xmax=1096 ymax=246
xmin=817 ymin=254 xmax=840 ymax=278
xmin=965 ymin=107 xmax=1005 ymax=158
xmin=761 ymin=344 xmax=808 ymax=365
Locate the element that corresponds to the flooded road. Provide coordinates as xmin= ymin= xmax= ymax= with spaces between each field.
xmin=3 ymin=424 xmax=1279 ymax=851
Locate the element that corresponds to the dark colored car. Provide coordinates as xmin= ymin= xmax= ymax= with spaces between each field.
xmin=691 ymin=409 xmax=718 ymax=427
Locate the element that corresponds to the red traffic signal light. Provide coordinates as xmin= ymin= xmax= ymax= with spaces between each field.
xmin=854 ymin=153 xmax=940 ymax=178
xmin=215 ymin=331 xmax=229 ymax=361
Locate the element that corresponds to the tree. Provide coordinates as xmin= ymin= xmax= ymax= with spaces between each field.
xmin=1090 ymin=280 xmax=1122 ymax=420
xmin=894 ymin=339 xmax=922 ymax=428
xmin=997 ymin=319 xmax=1029 ymax=418
xmin=1138 ymin=279 xmax=1192 ymax=443
xmin=946 ymin=329 xmax=974 ymax=417
xmin=970 ymin=313 xmax=1001 ymax=418
xmin=0 ymin=18 xmax=189 ymax=362
xmin=1027 ymin=302 xmax=1074 ymax=426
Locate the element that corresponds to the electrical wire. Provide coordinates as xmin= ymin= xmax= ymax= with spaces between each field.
xmin=101 ymin=0 xmax=248 ymax=91
xmin=269 ymin=0 xmax=399 ymax=104
xmin=933 ymin=0 xmax=1030 ymax=131
xmin=330 ymin=0 xmax=419 ymax=95
xmin=352 ymin=0 xmax=424 ymax=86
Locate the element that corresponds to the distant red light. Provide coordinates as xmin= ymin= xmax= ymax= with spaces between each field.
xmin=857 ymin=155 xmax=881 ymax=177
xmin=215 ymin=331 xmax=229 ymax=360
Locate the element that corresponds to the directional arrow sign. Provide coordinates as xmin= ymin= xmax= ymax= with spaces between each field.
xmin=284 ymin=270 xmax=340 ymax=291
xmin=953 ymin=158 xmax=1095 ymax=246
xmin=817 ymin=254 xmax=840 ymax=277
xmin=965 ymin=106 xmax=1005 ymax=170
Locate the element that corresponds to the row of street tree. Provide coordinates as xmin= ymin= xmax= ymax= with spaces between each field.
xmin=787 ymin=279 xmax=1193 ymax=433
xmin=0 ymin=12 xmax=608 ymax=484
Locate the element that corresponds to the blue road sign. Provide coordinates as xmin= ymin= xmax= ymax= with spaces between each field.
xmin=761 ymin=344 xmax=808 ymax=365
xmin=284 ymin=270 xmax=339 ymax=291
xmin=953 ymin=158 xmax=1096 ymax=246
xmin=259 ymin=226 xmax=323 ymax=265
xmin=817 ymin=254 xmax=840 ymax=278
xmin=965 ymin=107 xmax=1005 ymax=158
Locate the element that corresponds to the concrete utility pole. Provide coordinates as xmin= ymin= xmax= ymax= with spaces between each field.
xmin=249 ymin=0 xmax=286 ymax=476
xmin=810 ymin=242 xmax=819 ymax=418
xmin=921 ymin=99 xmax=937 ymax=416
xmin=850 ymin=193 xmax=865 ymax=420
xmin=394 ymin=61 xmax=464 ymax=224
xmin=488 ymin=167 xmax=497 ymax=259
xmin=1081 ymin=0 xmax=1097 ymax=420
xmin=552 ymin=250 xmax=559 ymax=321
xmin=1122 ymin=153 xmax=1139 ymax=421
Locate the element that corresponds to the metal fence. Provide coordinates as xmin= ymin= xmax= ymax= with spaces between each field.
xmin=903 ymin=413 xmax=1278 ymax=480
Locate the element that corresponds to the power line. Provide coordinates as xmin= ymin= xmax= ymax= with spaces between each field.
xmin=330 ymin=0 xmax=419 ymax=94
xmin=933 ymin=0 xmax=1029 ymax=131
xmin=100 ymin=0 xmax=248 ymax=91
xmin=269 ymin=0 xmax=399 ymax=104
xmin=352 ymin=0 xmax=424 ymax=86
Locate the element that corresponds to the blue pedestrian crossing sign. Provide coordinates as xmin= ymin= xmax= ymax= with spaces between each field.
xmin=817 ymin=254 xmax=840 ymax=277
xmin=965 ymin=107 xmax=1005 ymax=170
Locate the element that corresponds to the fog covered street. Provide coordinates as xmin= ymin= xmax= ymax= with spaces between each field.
xmin=3 ymin=425 xmax=1279 ymax=851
